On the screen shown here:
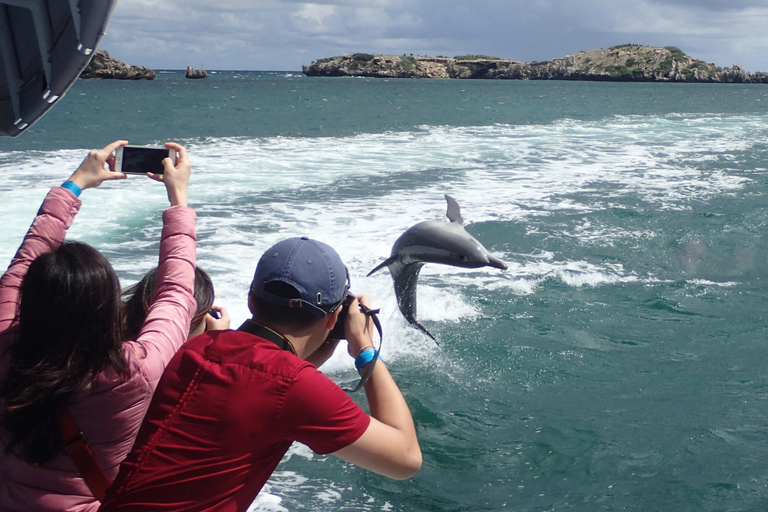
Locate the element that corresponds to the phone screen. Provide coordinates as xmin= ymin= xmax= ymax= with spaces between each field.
xmin=120 ymin=146 xmax=169 ymax=174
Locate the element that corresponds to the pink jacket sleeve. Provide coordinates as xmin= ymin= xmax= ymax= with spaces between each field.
xmin=0 ymin=187 xmax=81 ymax=339
xmin=124 ymin=205 xmax=196 ymax=389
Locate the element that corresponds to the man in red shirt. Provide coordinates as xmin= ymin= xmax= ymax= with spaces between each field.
xmin=99 ymin=237 xmax=421 ymax=512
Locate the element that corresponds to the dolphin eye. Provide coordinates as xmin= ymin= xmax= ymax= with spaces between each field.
xmin=460 ymin=255 xmax=468 ymax=261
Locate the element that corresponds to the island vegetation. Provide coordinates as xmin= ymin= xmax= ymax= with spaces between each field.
xmin=303 ymin=45 xmax=768 ymax=83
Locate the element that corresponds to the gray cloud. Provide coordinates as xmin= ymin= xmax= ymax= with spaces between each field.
xmin=645 ymin=0 xmax=766 ymax=11
xmin=99 ymin=0 xmax=768 ymax=71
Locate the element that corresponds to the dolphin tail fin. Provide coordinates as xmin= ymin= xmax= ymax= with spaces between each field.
xmin=366 ymin=255 xmax=397 ymax=277
xmin=411 ymin=320 xmax=438 ymax=344
xmin=392 ymin=262 xmax=439 ymax=345
xmin=444 ymin=194 xmax=464 ymax=224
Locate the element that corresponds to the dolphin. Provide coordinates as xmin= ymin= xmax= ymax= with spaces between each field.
xmin=367 ymin=194 xmax=507 ymax=342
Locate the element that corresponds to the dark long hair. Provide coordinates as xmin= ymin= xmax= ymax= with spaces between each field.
xmin=122 ymin=266 xmax=214 ymax=340
xmin=0 ymin=241 xmax=126 ymax=463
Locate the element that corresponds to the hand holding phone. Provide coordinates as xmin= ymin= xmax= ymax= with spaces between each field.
xmin=114 ymin=143 xmax=190 ymax=207
xmin=67 ymin=140 xmax=129 ymax=191
xmin=154 ymin=142 xmax=191 ymax=207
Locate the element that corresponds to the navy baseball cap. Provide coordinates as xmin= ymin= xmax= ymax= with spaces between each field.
xmin=250 ymin=237 xmax=350 ymax=318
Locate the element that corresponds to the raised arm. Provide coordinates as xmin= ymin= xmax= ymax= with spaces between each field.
xmin=332 ymin=295 xmax=422 ymax=480
xmin=132 ymin=143 xmax=197 ymax=385
xmin=0 ymin=140 xmax=128 ymax=334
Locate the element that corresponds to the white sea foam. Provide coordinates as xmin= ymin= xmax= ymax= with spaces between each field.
xmin=687 ymin=279 xmax=740 ymax=288
xmin=247 ymin=490 xmax=288 ymax=512
xmin=0 ymin=113 xmax=765 ymax=371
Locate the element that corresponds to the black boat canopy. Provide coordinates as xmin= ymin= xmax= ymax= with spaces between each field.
xmin=0 ymin=0 xmax=117 ymax=137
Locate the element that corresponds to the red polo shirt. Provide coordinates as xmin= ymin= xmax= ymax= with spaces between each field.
xmin=100 ymin=330 xmax=370 ymax=512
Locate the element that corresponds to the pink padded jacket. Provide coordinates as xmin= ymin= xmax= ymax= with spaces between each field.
xmin=0 ymin=187 xmax=196 ymax=512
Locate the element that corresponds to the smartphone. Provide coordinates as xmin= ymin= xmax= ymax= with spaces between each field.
xmin=114 ymin=145 xmax=176 ymax=174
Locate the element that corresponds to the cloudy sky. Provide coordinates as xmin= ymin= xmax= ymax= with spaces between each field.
xmin=99 ymin=0 xmax=768 ymax=72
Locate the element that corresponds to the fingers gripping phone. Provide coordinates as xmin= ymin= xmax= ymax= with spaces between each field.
xmin=114 ymin=146 xmax=176 ymax=174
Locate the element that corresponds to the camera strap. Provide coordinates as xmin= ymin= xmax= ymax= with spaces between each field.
xmin=343 ymin=303 xmax=383 ymax=393
xmin=238 ymin=319 xmax=297 ymax=355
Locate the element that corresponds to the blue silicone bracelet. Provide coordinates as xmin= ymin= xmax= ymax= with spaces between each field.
xmin=355 ymin=348 xmax=381 ymax=374
xmin=60 ymin=180 xmax=82 ymax=197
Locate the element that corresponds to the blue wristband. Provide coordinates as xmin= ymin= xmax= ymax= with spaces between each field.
xmin=60 ymin=180 xmax=82 ymax=197
xmin=354 ymin=348 xmax=381 ymax=374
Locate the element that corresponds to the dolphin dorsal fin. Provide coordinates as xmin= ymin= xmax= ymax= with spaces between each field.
xmin=444 ymin=194 xmax=464 ymax=224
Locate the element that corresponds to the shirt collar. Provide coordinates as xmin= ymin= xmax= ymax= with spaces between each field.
xmin=237 ymin=319 xmax=297 ymax=355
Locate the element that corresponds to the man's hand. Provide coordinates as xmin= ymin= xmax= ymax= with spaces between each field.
xmin=345 ymin=295 xmax=375 ymax=358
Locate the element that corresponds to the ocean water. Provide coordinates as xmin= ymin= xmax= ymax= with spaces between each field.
xmin=1 ymin=72 xmax=768 ymax=511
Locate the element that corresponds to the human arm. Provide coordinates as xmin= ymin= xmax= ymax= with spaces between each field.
xmin=133 ymin=143 xmax=196 ymax=382
xmin=332 ymin=296 xmax=422 ymax=479
xmin=305 ymin=338 xmax=341 ymax=367
xmin=0 ymin=140 xmax=128 ymax=333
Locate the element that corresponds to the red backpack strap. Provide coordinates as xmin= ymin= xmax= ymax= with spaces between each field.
xmin=55 ymin=402 xmax=111 ymax=501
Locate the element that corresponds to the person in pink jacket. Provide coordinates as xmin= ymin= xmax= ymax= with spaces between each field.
xmin=0 ymin=140 xmax=196 ymax=512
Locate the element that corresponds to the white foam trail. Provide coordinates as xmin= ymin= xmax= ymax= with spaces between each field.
xmin=0 ymin=113 xmax=766 ymax=365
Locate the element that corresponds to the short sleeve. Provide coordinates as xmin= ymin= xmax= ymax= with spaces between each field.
xmin=280 ymin=366 xmax=370 ymax=454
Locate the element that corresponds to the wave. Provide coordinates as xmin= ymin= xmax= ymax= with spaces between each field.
xmin=1 ymin=112 xmax=765 ymax=356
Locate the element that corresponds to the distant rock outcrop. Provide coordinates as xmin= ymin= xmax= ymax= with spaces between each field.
xmin=80 ymin=50 xmax=155 ymax=80
xmin=185 ymin=65 xmax=208 ymax=79
xmin=303 ymin=46 xmax=768 ymax=83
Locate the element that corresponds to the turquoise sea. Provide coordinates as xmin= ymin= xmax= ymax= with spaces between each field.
xmin=1 ymin=72 xmax=768 ymax=511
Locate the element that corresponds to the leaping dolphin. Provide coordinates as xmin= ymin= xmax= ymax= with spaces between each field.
xmin=367 ymin=194 xmax=507 ymax=342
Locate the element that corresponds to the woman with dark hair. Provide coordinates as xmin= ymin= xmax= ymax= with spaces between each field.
xmin=122 ymin=266 xmax=230 ymax=340
xmin=0 ymin=140 xmax=197 ymax=512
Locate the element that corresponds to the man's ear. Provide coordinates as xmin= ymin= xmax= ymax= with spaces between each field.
xmin=325 ymin=307 xmax=341 ymax=330
xmin=248 ymin=294 xmax=256 ymax=315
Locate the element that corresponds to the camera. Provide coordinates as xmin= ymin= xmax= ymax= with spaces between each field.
xmin=327 ymin=294 xmax=384 ymax=393
xmin=327 ymin=292 xmax=355 ymax=340
xmin=114 ymin=145 xmax=176 ymax=174
xmin=326 ymin=293 xmax=381 ymax=341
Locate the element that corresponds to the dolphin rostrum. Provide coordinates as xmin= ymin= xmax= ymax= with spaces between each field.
xmin=367 ymin=194 xmax=507 ymax=342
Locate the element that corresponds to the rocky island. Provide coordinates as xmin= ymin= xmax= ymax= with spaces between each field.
xmin=303 ymin=45 xmax=768 ymax=83
xmin=185 ymin=65 xmax=209 ymax=79
xmin=80 ymin=50 xmax=155 ymax=80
